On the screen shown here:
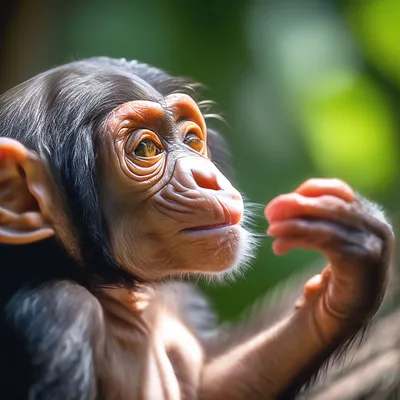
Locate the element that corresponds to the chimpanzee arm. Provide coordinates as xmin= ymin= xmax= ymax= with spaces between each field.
xmin=199 ymin=179 xmax=394 ymax=400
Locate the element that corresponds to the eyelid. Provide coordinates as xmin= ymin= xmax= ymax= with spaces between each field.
xmin=125 ymin=129 xmax=164 ymax=156
xmin=184 ymin=132 xmax=203 ymax=145
xmin=183 ymin=124 xmax=205 ymax=154
xmin=180 ymin=121 xmax=205 ymax=141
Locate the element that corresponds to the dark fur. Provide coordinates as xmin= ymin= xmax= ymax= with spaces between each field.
xmin=0 ymin=58 xmax=227 ymax=288
xmin=0 ymin=57 xmax=231 ymax=399
xmin=0 ymin=58 xmax=386 ymax=399
xmin=0 ymin=281 xmax=99 ymax=399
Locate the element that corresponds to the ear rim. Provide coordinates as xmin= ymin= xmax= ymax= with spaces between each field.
xmin=0 ymin=137 xmax=56 ymax=245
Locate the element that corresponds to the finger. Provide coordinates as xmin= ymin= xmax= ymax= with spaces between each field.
xmin=265 ymin=193 xmax=352 ymax=225
xmin=268 ymin=219 xmax=383 ymax=262
xmin=271 ymin=237 xmax=331 ymax=256
xmin=294 ymin=178 xmax=355 ymax=203
xmin=271 ymin=238 xmax=297 ymax=255
xmin=266 ymin=193 xmax=392 ymax=243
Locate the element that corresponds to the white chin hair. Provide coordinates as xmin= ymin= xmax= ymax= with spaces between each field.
xmin=203 ymin=225 xmax=260 ymax=285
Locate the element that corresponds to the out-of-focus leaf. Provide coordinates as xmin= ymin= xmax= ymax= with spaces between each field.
xmin=347 ymin=0 xmax=400 ymax=87
xmin=300 ymin=72 xmax=398 ymax=193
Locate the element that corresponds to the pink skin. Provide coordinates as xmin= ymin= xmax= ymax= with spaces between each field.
xmin=159 ymin=156 xmax=244 ymax=233
xmin=264 ymin=178 xmax=390 ymax=343
xmin=101 ymin=95 xmax=248 ymax=279
xmin=265 ymin=179 xmax=355 ymax=256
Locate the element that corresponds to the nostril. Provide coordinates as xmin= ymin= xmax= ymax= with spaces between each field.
xmin=191 ymin=169 xmax=221 ymax=191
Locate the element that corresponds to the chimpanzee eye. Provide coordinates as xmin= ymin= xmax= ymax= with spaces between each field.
xmin=134 ymin=139 xmax=161 ymax=158
xmin=184 ymin=132 xmax=203 ymax=153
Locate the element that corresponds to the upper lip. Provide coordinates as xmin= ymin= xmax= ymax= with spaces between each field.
xmin=181 ymin=198 xmax=242 ymax=232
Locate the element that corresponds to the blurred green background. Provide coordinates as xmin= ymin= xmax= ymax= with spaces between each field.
xmin=1 ymin=0 xmax=399 ymax=321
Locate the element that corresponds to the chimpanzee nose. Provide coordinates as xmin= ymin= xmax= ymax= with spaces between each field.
xmin=191 ymin=167 xmax=225 ymax=191
xmin=173 ymin=157 xmax=227 ymax=190
xmin=174 ymin=157 xmax=244 ymax=225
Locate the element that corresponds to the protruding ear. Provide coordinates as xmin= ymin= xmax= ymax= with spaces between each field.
xmin=0 ymin=138 xmax=55 ymax=244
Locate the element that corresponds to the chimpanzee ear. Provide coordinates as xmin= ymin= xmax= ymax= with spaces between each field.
xmin=0 ymin=137 xmax=55 ymax=244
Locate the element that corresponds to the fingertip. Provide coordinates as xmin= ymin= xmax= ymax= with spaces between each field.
xmin=272 ymin=239 xmax=292 ymax=255
xmin=265 ymin=193 xmax=303 ymax=222
xmin=294 ymin=178 xmax=355 ymax=203
xmin=267 ymin=222 xmax=285 ymax=237
xmin=304 ymin=274 xmax=323 ymax=293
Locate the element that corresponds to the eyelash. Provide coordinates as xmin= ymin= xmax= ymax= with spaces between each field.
xmin=183 ymin=132 xmax=204 ymax=153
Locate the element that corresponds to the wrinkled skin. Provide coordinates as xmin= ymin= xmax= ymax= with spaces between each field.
xmin=98 ymin=94 xmax=248 ymax=279
xmin=95 ymin=96 xmax=393 ymax=399
xmin=199 ymin=179 xmax=393 ymax=399
xmin=0 ymin=61 xmax=394 ymax=399
xmin=266 ymin=179 xmax=392 ymax=343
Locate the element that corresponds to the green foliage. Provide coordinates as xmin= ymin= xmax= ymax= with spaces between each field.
xmin=10 ymin=0 xmax=399 ymax=320
xmin=348 ymin=0 xmax=400 ymax=88
xmin=301 ymin=73 xmax=398 ymax=194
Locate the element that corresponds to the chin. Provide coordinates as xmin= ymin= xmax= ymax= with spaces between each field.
xmin=178 ymin=224 xmax=258 ymax=283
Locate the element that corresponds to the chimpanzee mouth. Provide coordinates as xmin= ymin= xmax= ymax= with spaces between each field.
xmin=181 ymin=222 xmax=240 ymax=234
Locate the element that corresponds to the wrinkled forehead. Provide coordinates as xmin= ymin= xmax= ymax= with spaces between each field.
xmin=106 ymin=90 xmax=206 ymax=135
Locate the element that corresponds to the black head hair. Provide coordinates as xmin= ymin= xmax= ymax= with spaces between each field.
xmin=0 ymin=57 xmax=231 ymax=290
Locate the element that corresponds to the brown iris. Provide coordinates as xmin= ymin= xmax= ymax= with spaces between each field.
xmin=134 ymin=139 xmax=160 ymax=158
xmin=184 ymin=132 xmax=203 ymax=153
